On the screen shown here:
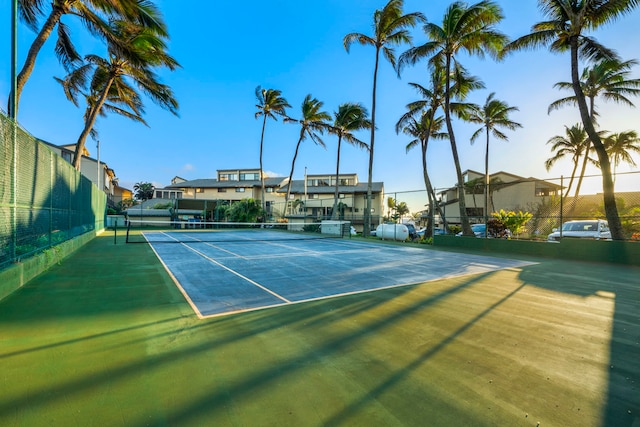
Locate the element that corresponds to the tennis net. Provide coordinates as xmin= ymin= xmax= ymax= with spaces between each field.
xmin=125 ymin=219 xmax=352 ymax=244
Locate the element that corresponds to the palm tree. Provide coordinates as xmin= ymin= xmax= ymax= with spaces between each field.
xmin=502 ymin=0 xmax=639 ymax=240
xmin=399 ymin=0 xmax=507 ymax=236
xmin=467 ymin=92 xmax=522 ymax=235
xmin=387 ymin=196 xmax=397 ymax=220
xmin=57 ymin=20 xmax=179 ymax=170
xmin=396 ymin=63 xmax=483 ymax=236
xmin=330 ymin=103 xmax=371 ymax=220
xmin=255 ymin=87 xmax=290 ymax=216
xmin=604 ymin=130 xmax=640 ymax=182
xmin=548 ymin=58 xmax=640 ymax=198
xmin=343 ymin=0 xmax=424 ymax=236
xmin=545 ymin=124 xmax=590 ymax=198
xmin=10 ymin=0 xmax=165 ymax=117
xmin=395 ymin=201 xmax=410 ymax=223
xmin=133 ymin=181 xmax=154 ymax=201
xmin=284 ymin=95 xmax=331 ymax=214
xmin=396 ymin=109 xmax=448 ymax=236
xmin=549 ymin=59 xmax=640 ymax=121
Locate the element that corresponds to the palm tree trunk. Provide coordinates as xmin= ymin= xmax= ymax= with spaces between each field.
xmin=9 ymin=7 xmax=64 ymax=117
xmin=421 ymin=136 xmax=442 ymax=237
xmin=444 ymin=56 xmax=472 ymax=235
xmin=286 ymin=131 xmax=305 ymax=215
xmin=569 ymin=37 xmax=623 ymax=239
xmin=332 ymin=135 xmax=343 ymax=220
xmin=573 ymin=141 xmax=590 ymax=198
xmin=564 ymin=158 xmax=579 ymax=198
xmin=573 ymin=97 xmax=596 ymax=198
xmin=364 ymin=47 xmax=380 ymax=236
xmin=484 ymin=127 xmax=490 ymax=237
xmin=72 ymin=77 xmax=115 ymax=170
xmin=259 ymin=115 xmax=267 ymax=218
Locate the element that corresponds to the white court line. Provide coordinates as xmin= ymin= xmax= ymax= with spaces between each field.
xmin=142 ymin=232 xmax=205 ymax=319
xmin=164 ymin=231 xmax=250 ymax=260
xmin=223 ymin=247 xmax=384 ymax=261
xmin=183 ymin=245 xmax=291 ymax=303
xmin=158 ymin=232 xmax=291 ymax=304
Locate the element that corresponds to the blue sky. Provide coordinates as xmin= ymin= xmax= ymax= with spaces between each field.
xmin=1 ymin=0 xmax=639 ymax=211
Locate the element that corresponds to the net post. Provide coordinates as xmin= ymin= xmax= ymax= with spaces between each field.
xmin=114 ymin=218 xmax=117 ymax=245
xmin=125 ymin=219 xmax=132 ymax=243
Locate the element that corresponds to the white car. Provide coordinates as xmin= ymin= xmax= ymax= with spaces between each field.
xmin=547 ymin=220 xmax=611 ymax=242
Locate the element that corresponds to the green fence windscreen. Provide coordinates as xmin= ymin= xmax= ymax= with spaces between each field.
xmin=0 ymin=111 xmax=106 ymax=268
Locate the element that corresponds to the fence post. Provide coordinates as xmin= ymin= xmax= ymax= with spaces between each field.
xmin=560 ymin=175 xmax=564 ymax=238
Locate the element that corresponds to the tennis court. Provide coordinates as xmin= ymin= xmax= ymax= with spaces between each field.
xmin=2 ymin=230 xmax=639 ymax=426
xmin=137 ymin=227 xmax=536 ymax=318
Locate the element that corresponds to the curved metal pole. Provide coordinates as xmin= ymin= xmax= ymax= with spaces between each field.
xmin=11 ymin=0 xmax=18 ymax=119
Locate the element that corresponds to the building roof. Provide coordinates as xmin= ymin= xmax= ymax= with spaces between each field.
xmin=166 ymin=177 xmax=287 ymax=189
xmin=438 ymin=170 xmax=561 ymax=194
xmin=278 ymin=180 xmax=384 ymax=194
xmin=124 ymin=207 xmax=170 ymax=217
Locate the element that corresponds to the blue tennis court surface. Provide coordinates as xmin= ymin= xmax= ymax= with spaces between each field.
xmin=145 ymin=230 xmax=535 ymax=318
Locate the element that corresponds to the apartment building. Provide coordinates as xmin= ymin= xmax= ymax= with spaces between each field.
xmin=437 ymin=170 xmax=561 ymax=223
xmin=162 ymin=169 xmax=384 ymax=231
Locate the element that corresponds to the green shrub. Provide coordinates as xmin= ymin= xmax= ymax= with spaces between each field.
xmin=303 ymin=224 xmax=321 ymax=233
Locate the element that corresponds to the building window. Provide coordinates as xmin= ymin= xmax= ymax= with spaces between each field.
xmin=308 ymin=194 xmax=318 ymax=199
xmin=339 ymin=194 xmax=345 ymax=199
xmin=307 ymin=178 xmax=330 ymax=187
xmin=196 ymin=188 xmax=204 ymax=193
xmin=536 ymin=188 xmax=554 ymax=196
xmin=339 ymin=178 xmax=354 ymax=186
xmin=219 ymin=173 xmax=237 ymax=181
xmin=266 ymin=187 xmax=273 ymax=193
xmin=240 ymin=173 xmax=259 ymax=181
xmin=218 ymin=188 xmax=227 ymax=193
xmin=236 ymin=188 xmax=245 ymax=193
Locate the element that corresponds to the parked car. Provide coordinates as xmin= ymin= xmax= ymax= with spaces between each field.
xmin=417 ymin=228 xmax=447 ymax=237
xmin=456 ymin=223 xmax=486 ymax=238
xmin=547 ymin=220 xmax=611 ymax=242
xmin=404 ymin=223 xmax=419 ymax=240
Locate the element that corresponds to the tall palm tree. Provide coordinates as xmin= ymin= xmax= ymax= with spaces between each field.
xmin=343 ymin=0 xmax=424 ymax=236
xmin=396 ymin=109 xmax=448 ymax=237
xmin=545 ymin=124 xmax=590 ymax=198
xmin=502 ymin=0 xmax=639 ymax=240
xmin=11 ymin=0 xmax=165 ymax=117
xmin=467 ymin=92 xmax=521 ymax=235
xmin=330 ymin=103 xmax=371 ymax=220
xmin=548 ymin=58 xmax=640 ymax=197
xmin=255 ymin=87 xmax=290 ymax=216
xmin=399 ymin=0 xmax=507 ymax=236
xmin=604 ymin=130 xmax=640 ymax=182
xmin=284 ymin=95 xmax=331 ymax=214
xmin=396 ymin=63 xmax=482 ymax=235
xmin=57 ymin=20 xmax=179 ymax=170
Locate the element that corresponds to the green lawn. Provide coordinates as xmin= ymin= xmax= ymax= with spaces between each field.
xmin=0 ymin=232 xmax=638 ymax=426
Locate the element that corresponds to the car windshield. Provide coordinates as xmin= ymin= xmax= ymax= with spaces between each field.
xmin=561 ymin=221 xmax=603 ymax=232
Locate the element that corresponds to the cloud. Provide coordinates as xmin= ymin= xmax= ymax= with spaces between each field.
xmin=182 ymin=163 xmax=195 ymax=172
xmin=264 ymin=170 xmax=284 ymax=177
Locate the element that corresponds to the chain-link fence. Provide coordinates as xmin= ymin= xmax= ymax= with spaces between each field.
xmin=384 ymin=171 xmax=640 ymax=240
xmin=0 ymin=112 xmax=106 ymax=269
